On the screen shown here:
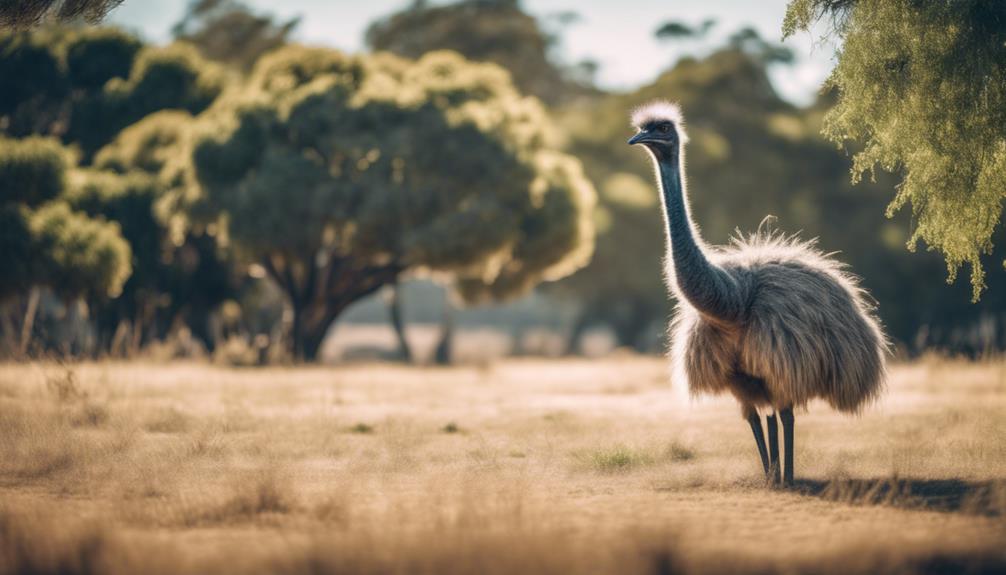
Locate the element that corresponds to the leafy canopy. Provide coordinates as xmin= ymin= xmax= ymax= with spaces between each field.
xmin=0 ymin=137 xmax=131 ymax=300
xmin=196 ymin=45 xmax=594 ymax=299
xmin=0 ymin=26 xmax=224 ymax=159
xmin=784 ymin=0 xmax=1006 ymax=299
xmin=189 ymin=45 xmax=595 ymax=358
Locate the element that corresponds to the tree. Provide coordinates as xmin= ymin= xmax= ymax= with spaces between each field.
xmin=173 ymin=0 xmax=299 ymax=72
xmin=0 ymin=26 xmax=224 ymax=160
xmin=0 ymin=25 xmax=234 ymax=354
xmin=191 ymin=46 xmax=595 ymax=360
xmin=784 ymin=0 xmax=1006 ymax=299
xmin=0 ymin=0 xmax=124 ymax=27
xmin=0 ymin=136 xmax=131 ymax=354
xmin=365 ymin=0 xmax=594 ymax=104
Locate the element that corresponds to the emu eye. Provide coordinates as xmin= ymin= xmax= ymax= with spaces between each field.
xmin=658 ymin=124 xmax=671 ymax=134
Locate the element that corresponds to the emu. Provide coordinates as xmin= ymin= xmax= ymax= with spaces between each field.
xmin=628 ymin=101 xmax=887 ymax=486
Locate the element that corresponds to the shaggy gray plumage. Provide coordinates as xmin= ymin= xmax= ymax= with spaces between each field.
xmin=629 ymin=100 xmax=887 ymax=424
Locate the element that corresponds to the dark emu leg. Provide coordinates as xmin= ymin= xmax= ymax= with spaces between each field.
xmin=780 ymin=407 xmax=795 ymax=486
xmin=746 ymin=410 xmax=770 ymax=476
xmin=766 ymin=412 xmax=781 ymax=486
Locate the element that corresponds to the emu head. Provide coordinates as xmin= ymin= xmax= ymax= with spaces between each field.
xmin=628 ymin=100 xmax=688 ymax=162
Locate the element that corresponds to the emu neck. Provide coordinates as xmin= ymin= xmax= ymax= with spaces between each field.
xmin=655 ymin=150 xmax=743 ymax=323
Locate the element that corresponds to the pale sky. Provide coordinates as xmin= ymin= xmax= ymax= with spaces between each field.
xmin=109 ymin=0 xmax=836 ymax=105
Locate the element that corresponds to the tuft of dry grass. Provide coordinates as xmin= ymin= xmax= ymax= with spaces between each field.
xmin=174 ymin=473 xmax=299 ymax=527
xmin=665 ymin=441 xmax=696 ymax=462
xmin=349 ymin=422 xmax=375 ymax=434
xmin=581 ymin=444 xmax=655 ymax=472
xmin=143 ymin=406 xmax=191 ymax=434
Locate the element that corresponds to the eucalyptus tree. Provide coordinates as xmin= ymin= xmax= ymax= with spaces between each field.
xmin=0 ymin=26 xmax=224 ymax=160
xmin=191 ymin=46 xmax=595 ymax=360
xmin=0 ymin=137 xmax=131 ymax=353
xmin=785 ymin=0 xmax=1006 ymax=299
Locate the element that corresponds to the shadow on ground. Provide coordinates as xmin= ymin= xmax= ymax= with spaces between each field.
xmin=792 ymin=477 xmax=1006 ymax=516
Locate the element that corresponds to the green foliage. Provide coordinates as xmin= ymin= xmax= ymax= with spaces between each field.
xmin=0 ymin=26 xmax=224 ymax=160
xmin=193 ymin=45 xmax=595 ymax=359
xmin=0 ymin=137 xmax=131 ymax=301
xmin=784 ymin=0 xmax=1006 ymax=299
xmin=65 ymin=27 xmax=141 ymax=90
xmin=0 ymin=136 xmax=68 ymax=206
xmin=67 ymin=42 xmax=224 ymax=159
xmin=0 ymin=30 xmax=68 ymax=135
xmin=29 ymin=200 xmax=132 ymax=298
xmin=0 ymin=0 xmax=123 ymax=27
xmin=93 ymin=110 xmax=202 ymax=237
xmin=0 ymin=25 xmax=230 ymax=353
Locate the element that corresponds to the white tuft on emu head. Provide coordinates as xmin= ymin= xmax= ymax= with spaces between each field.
xmin=628 ymin=100 xmax=689 ymax=147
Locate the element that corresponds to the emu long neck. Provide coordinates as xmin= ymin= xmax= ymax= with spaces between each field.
xmin=655 ymin=150 xmax=744 ymax=323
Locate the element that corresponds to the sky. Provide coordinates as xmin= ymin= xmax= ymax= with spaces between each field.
xmin=109 ymin=0 xmax=836 ymax=105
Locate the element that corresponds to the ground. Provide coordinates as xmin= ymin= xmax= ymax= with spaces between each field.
xmin=0 ymin=356 xmax=1004 ymax=574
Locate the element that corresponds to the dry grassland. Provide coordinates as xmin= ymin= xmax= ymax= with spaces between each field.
xmin=1 ymin=356 xmax=1004 ymax=574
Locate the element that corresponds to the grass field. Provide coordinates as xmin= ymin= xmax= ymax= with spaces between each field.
xmin=1 ymin=356 xmax=1004 ymax=574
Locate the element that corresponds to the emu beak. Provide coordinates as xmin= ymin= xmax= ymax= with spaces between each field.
xmin=628 ymin=131 xmax=650 ymax=145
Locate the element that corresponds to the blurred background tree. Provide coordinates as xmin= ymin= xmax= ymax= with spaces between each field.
xmin=365 ymin=0 xmax=597 ymax=105
xmin=784 ymin=0 xmax=1006 ymax=300
xmin=0 ymin=136 xmax=131 ymax=355
xmin=190 ymin=46 xmax=595 ymax=360
xmin=0 ymin=26 xmax=223 ymax=159
xmin=172 ymin=0 xmax=298 ymax=72
xmin=0 ymin=26 xmax=236 ymax=357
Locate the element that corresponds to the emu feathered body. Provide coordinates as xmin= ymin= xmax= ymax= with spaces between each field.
xmin=629 ymin=100 xmax=887 ymax=417
xmin=668 ymin=230 xmax=887 ymax=413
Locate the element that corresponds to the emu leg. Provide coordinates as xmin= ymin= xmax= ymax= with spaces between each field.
xmin=766 ymin=412 xmax=780 ymax=485
xmin=780 ymin=407 xmax=795 ymax=486
xmin=746 ymin=411 xmax=770 ymax=475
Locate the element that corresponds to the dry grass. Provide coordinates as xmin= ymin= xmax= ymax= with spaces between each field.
xmin=0 ymin=356 xmax=1004 ymax=574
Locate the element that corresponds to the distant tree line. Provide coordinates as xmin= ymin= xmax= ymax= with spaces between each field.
xmin=0 ymin=1 xmax=596 ymax=362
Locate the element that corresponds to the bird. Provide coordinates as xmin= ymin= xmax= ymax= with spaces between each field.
xmin=627 ymin=101 xmax=887 ymax=486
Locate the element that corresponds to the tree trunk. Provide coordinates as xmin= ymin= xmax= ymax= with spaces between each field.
xmin=297 ymin=321 xmax=329 ymax=362
xmin=18 ymin=286 xmax=40 ymax=358
xmin=0 ymin=300 xmax=19 ymax=358
xmin=563 ymin=312 xmax=590 ymax=357
xmin=387 ymin=282 xmax=412 ymax=363
xmin=434 ymin=296 xmax=454 ymax=365
xmin=268 ymin=254 xmax=403 ymax=363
